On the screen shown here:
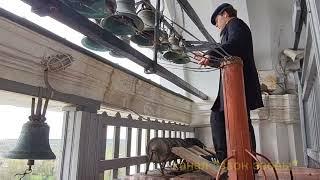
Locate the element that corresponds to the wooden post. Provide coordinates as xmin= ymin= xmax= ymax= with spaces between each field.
xmin=58 ymin=106 xmax=101 ymax=180
xmin=221 ymin=57 xmax=254 ymax=180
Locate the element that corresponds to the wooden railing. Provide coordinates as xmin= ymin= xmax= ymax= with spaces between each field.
xmin=97 ymin=111 xmax=195 ymax=179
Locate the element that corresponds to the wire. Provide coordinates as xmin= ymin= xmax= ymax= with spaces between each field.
xmin=160 ymin=62 xmax=213 ymax=69
xmin=165 ymin=66 xmax=220 ymax=72
xmin=139 ymin=0 xmax=232 ymax=58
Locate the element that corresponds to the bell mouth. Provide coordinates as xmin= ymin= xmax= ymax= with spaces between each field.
xmin=62 ymin=0 xmax=112 ymax=18
xmin=130 ymin=29 xmax=154 ymax=47
xmin=101 ymin=13 xmax=144 ymax=36
xmin=81 ymin=37 xmax=110 ymax=52
xmin=163 ymin=51 xmax=190 ymax=64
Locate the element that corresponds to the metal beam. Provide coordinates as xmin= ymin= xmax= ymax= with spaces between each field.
xmin=177 ymin=0 xmax=216 ymax=43
xmin=20 ymin=0 xmax=208 ymax=100
xmin=0 ymin=8 xmax=193 ymax=102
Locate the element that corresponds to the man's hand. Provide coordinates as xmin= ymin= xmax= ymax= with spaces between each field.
xmin=193 ymin=51 xmax=211 ymax=67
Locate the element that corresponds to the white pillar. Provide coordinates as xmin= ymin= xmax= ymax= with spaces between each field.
xmin=58 ymin=106 xmax=103 ymax=180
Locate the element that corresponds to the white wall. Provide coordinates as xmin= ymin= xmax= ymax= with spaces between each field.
xmin=247 ymin=0 xmax=296 ymax=70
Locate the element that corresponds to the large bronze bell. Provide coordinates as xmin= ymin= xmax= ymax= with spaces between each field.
xmin=61 ymin=0 xmax=116 ymax=18
xmin=3 ymin=90 xmax=55 ymax=160
xmin=130 ymin=7 xmax=155 ymax=47
xmin=101 ymin=0 xmax=144 ymax=36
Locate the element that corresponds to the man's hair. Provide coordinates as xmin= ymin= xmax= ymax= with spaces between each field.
xmin=221 ymin=7 xmax=237 ymax=17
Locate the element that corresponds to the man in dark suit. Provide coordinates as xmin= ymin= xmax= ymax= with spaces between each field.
xmin=194 ymin=3 xmax=264 ymax=163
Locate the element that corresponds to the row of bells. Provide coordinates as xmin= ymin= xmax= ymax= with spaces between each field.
xmin=63 ymin=0 xmax=190 ymax=64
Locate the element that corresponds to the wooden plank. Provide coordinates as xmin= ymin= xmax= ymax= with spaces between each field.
xmin=171 ymin=147 xmax=220 ymax=177
xmin=257 ymin=167 xmax=320 ymax=180
xmin=136 ymin=117 xmax=143 ymax=173
xmin=191 ymin=146 xmax=212 ymax=156
xmin=182 ymin=131 xmax=186 ymax=139
xmin=162 ymin=121 xmax=166 ymax=137
xmin=113 ymin=113 xmax=121 ymax=179
xmin=126 ymin=115 xmax=133 ymax=175
xmin=171 ymin=171 xmax=212 ymax=180
xmin=204 ymin=147 xmax=216 ymax=155
xmin=154 ymin=120 xmax=159 ymax=138
xmin=146 ymin=118 xmax=151 ymax=144
xmin=187 ymin=147 xmax=204 ymax=156
xmin=98 ymin=113 xmax=107 ymax=180
xmin=100 ymin=115 xmax=194 ymax=132
xmin=99 ymin=156 xmax=148 ymax=171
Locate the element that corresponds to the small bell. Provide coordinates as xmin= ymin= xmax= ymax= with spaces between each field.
xmin=3 ymin=90 xmax=55 ymax=160
xmin=163 ymin=51 xmax=190 ymax=64
xmin=162 ymin=33 xmax=189 ymax=64
xmin=130 ymin=6 xmax=155 ymax=47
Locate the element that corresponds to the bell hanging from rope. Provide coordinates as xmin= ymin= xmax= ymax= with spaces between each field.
xmin=109 ymin=36 xmax=130 ymax=58
xmin=61 ymin=0 xmax=116 ymax=18
xmin=101 ymin=0 xmax=144 ymax=36
xmin=3 ymin=90 xmax=55 ymax=160
xmin=158 ymin=30 xmax=170 ymax=52
xmin=130 ymin=5 xmax=155 ymax=47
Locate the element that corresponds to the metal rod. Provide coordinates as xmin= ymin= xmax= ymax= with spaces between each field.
xmin=153 ymin=0 xmax=161 ymax=65
xmin=31 ymin=98 xmax=35 ymax=116
xmin=36 ymin=87 xmax=43 ymax=116
xmin=20 ymin=0 xmax=208 ymax=100
xmin=176 ymin=0 xmax=216 ymax=43
xmin=42 ymin=96 xmax=50 ymax=117
xmin=216 ymin=156 xmax=235 ymax=180
xmin=245 ymin=149 xmax=267 ymax=180
xmin=255 ymin=152 xmax=279 ymax=180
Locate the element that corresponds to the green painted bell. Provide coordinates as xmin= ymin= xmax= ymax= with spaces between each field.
xmin=163 ymin=50 xmax=190 ymax=64
xmin=101 ymin=0 xmax=144 ymax=36
xmin=81 ymin=37 xmax=110 ymax=52
xmin=3 ymin=120 xmax=56 ymax=160
xmin=130 ymin=29 xmax=154 ymax=47
xmin=61 ymin=0 xmax=116 ymax=18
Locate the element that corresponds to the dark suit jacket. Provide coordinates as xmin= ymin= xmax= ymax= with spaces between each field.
xmin=206 ymin=18 xmax=263 ymax=112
